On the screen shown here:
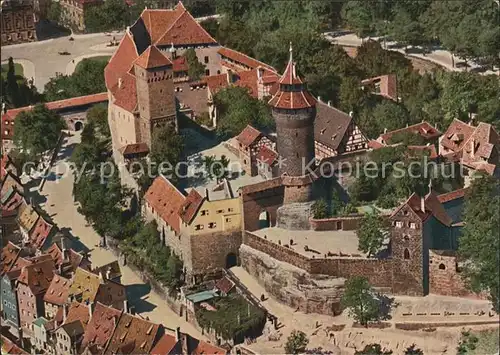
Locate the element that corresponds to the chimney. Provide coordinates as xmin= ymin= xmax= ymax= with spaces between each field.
xmin=63 ymin=304 xmax=68 ymax=323
xmin=384 ymin=128 xmax=388 ymax=134
xmin=106 ymin=267 xmax=112 ymax=280
xmin=175 ymin=327 xmax=181 ymax=342
xmin=88 ymin=300 xmax=93 ymax=319
xmin=327 ymin=100 xmax=332 ymax=107
xmin=226 ymin=70 xmax=232 ymax=84
xmin=99 ymin=270 xmax=106 ymax=284
xmin=470 ymin=138 xmax=475 ymax=156
xmin=123 ymin=300 xmax=128 ymax=313
xmin=205 ymin=188 xmax=209 ymax=201
xmin=349 ymin=111 xmax=354 ymax=118
xmin=292 ymin=63 xmax=296 ymax=77
xmin=317 ymin=96 xmax=321 ymax=102
xmin=420 ymin=196 xmax=425 ymax=212
xmin=118 ymin=77 xmax=123 ymax=89
xmin=2 ymin=102 xmax=6 ymax=114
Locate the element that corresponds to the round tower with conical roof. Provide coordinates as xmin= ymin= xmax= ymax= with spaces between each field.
xmin=269 ymin=43 xmax=317 ymax=205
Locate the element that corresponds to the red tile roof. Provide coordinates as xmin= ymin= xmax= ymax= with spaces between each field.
xmin=145 ymin=176 xmax=185 ymax=234
xmin=179 ymin=189 xmax=204 ymax=224
xmin=215 ymin=276 xmax=235 ymax=294
xmin=81 ymin=302 xmax=122 ymax=353
xmin=43 ymin=274 xmax=72 ymax=306
xmin=218 ymin=47 xmax=275 ymax=71
xmin=361 ymin=74 xmax=398 ymax=101
xmin=46 ymin=243 xmax=64 ymax=268
xmin=119 ymin=143 xmax=149 ymax=156
xmin=140 ymin=7 xmax=184 ymax=44
xmin=279 ymin=58 xmax=303 ymax=85
xmin=391 ymin=191 xmax=452 ymax=226
xmin=172 ymin=56 xmax=188 ymax=72
xmin=206 ymin=73 xmax=229 ymax=94
xmin=1 ymin=242 xmax=21 ymax=275
xmin=134 ymin=45 xmax=173 ymax=69
xmin=65 ymin=302 xmax=91 ymax=329
xmin=2 ymin=94 xmax=108 ymax=135
xmin=379 ymin=121 xmax=441 ymax=143
xmin=29 ymin=216 xmax=55 ymax=250
xmin=1 ymin=335 xmax=29 ymax=354
xmin=437 ymin=188 xmax=468 ymax=203
xmin=256 ymin=145 xmax=278 ymax=165
xmin=440 ymin=119 xmax=476 ymax=153
xmin=268 ymin=90 xmax=316 ymax=110
xmin=103 ymin=313 xmax=160 ymax=355
xmin=191 ymin=340 xmax=226 ymax=355
xmin=110 ymin=73 xmax=138 ymax=112
xmin=156 ymin=8 xmax=217 ymax=46
xmin=105 ymin=32 xmax=139 ymax=90
xmin=17 ymin=259 xmax=56 ymax=295
xmin=95 ymin=279 xmax=127 ymax=310
xmin=150 ymin=333 xmax=179 ymax=355
xmin=236 ymin=125 xmax=262 ymax=147
xmin=368 ymin=140 xmax=385 ymax=149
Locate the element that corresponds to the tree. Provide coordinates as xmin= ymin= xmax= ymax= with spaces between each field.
xmin=44 ymin=59 xmax=107 ymax=101
xmin=404 ymin=344 xmax=423 ymax=355
xmin=86 ymin=104 xmax=110 ymax=139
xmin=13 ymin=104 xmax=66 ymax=157
xmin=84 ymin=0 xmax=129 ymax=33
xmin=5 ymin=57 xmax=21 ymax=107
xmin=459 ymin=174 xmax=500 ymax=312
xmin=150 ymin=124 xmax=184 ymax=179
xmin=47 ymin=1 xmax=62 ymax=23
xmin=341 ymin=276 xmax=381 ymax=326
xmin=185 ymin=48 xmax=206 ymax=81
xmin=341 ymin=1 xmax=374 ymax=38
xmin=356 ymin=211 xmax=387 ymax=257
xmin=311 ymin=199 xmax=328 ymax=219
xmin=165 ymin=253 xmax=184 ymax=291
xmin=203 ymin=155 xmax=216 ymax=181
xmin=355 ymin=344 xmax=393 ymax=355
xmin=284 ymin=330 xmax=309 ymax=354
xmin=358 ymin=100 xmax=409 ymax=139
xmin=214 ymin=86 xmax=273 ymax=139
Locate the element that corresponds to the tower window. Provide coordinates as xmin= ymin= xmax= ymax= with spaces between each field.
xmin=204 ymin=56 xmax=209 ymax=64
xmin=205 ymin=69 xmax=210 ymax=76
xmin=439 ymin=263 xmax=446 ymax=270
xmin=403 ymin=248 xmax=410 ymax=260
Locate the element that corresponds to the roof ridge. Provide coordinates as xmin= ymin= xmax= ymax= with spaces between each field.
xmin=154 ymin=5 xmax=186 ymax=45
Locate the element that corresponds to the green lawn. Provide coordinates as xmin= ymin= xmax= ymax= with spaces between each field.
xmin=75 ymin=56 xmax=111 ymax=72
xmin=1 ymin=63 xmax=24 ymax=80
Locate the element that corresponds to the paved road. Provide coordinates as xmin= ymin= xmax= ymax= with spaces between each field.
xmin=37 ymin=131 xmax=205 ymax=339
xmin=2 ymin=32 xmax=121 ymax=91
xmin=1 ymin=15 xmax=222 ymax=92
xmin=325 ymin=33 xmax=498 ymax=75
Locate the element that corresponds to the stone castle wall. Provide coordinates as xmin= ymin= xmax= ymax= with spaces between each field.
xmin=240 ymin=244 xmax=344 ymax=316
xmin=429 ymin=250 xmax=484 ymax=299
xmin=309 ymin=215 xmax=362 ymax=231
xmin=243 ymin=231 xmax=393 ymax=289
xmin=189 ymin=231 xmax=242 ymax=275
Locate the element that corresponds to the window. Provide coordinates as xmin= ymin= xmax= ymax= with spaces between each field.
xmin=225 ymin=217 xmax=231 ymax=222
xmin=409 ymin=222 xmax=416 ymax=229
xmin=228 ymin=208 xmax=234 ymax=212
xmin=195 ymin=224 xmax=204 ymax=230
xmin=403 ymin=248 xmax=410 ymax=260
xmin=205 ymin=69 xmax=210 ymax=76
xmin=204 ymin=56 xmax=209 ymax=64
xmin=439 ymin=263 xmax=446 ymax=270
xmin=208 ymin=222 xmax=217 ymax=229
xmin=395 ymin=221 xmax=403 ymax=228
xmin=216 ymin=209 xmax=224 ymax=214
xmin=201 ymin=210 xmax=209 ymax=216
xmin=403 ymin=235 xmax=410 ymax=242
